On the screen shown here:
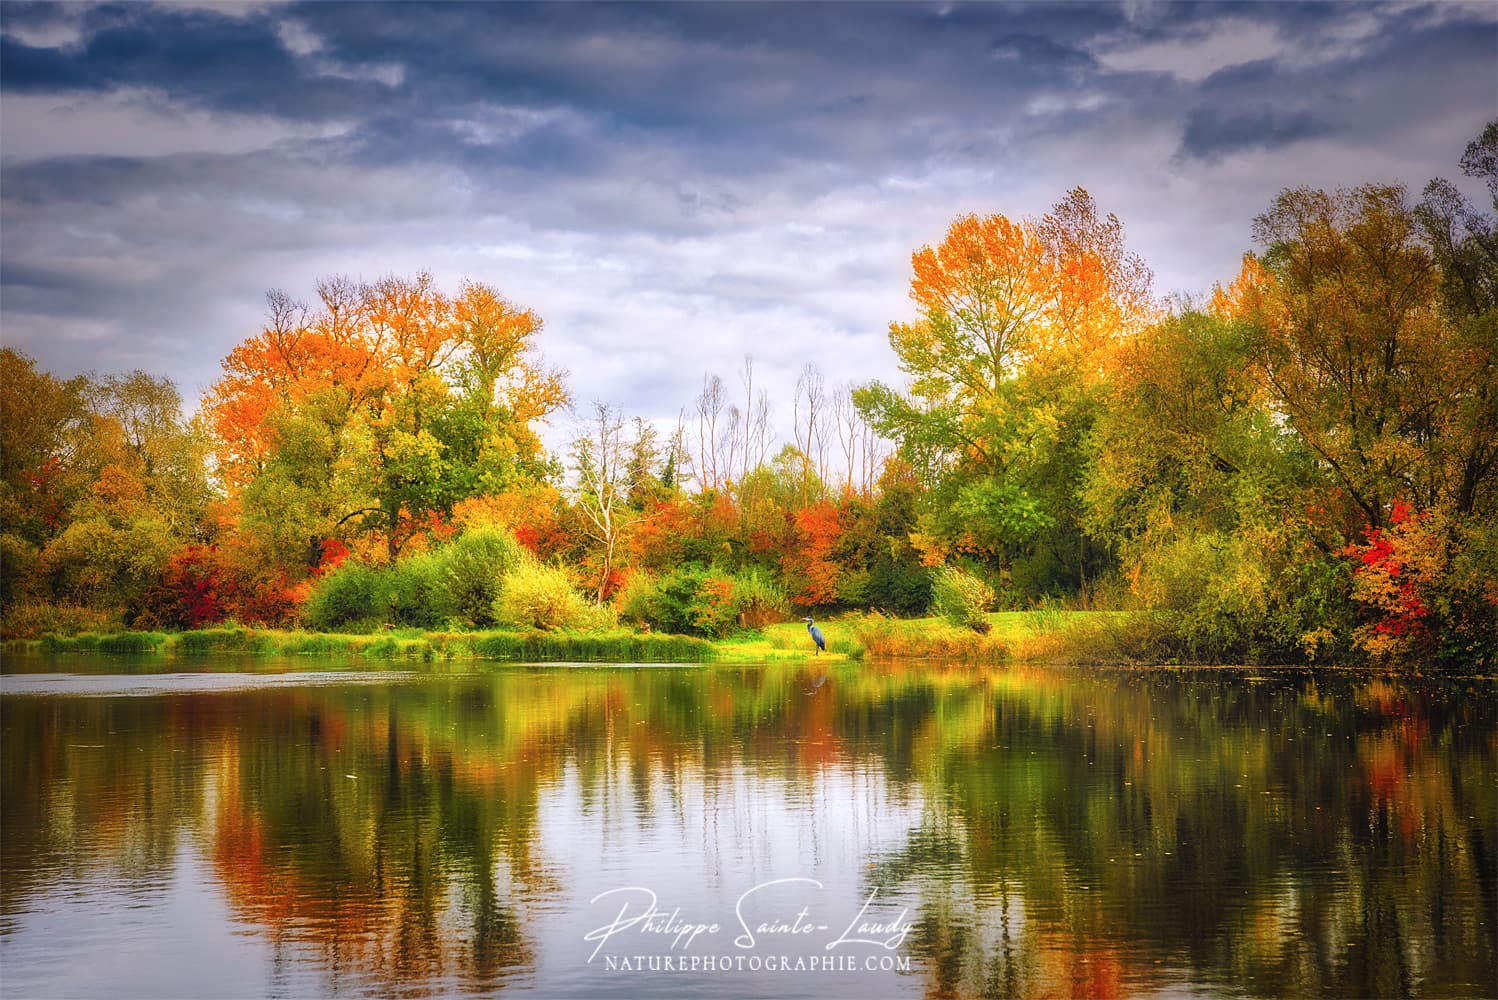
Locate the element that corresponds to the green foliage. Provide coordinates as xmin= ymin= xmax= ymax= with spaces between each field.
xmin=384 ymin=550 xmax=452 ymax=629
xmin=735 ymin=567 xmax=791 ymax=627
xmin=616 ymin=565 xmax=786 ymax=638
xmin=302 ymin=560 xmax=385 ymax=631
xmin=469 ymin=629 xmax=716 ymax=662
xmin=98 ymin=631 xmax=170 ymax=654
xmin=441 ymin=525 xmax=526 ymax=627
xmin=302 ymin=525 xmax=528 ymax=631
xmin=637 ymin=566 xmax=712 ymax=635
xmin=932 ymin=565 xmax=996 ymax=632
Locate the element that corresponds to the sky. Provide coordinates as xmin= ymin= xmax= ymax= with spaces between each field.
xmin=2 ymin=1 xmax=1495 ymax=450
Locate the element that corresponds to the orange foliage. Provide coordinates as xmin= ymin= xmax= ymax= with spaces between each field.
xmin=1209 ymin=253 xmax=1276 ymax=321
xmin=782 ymin=500 xmax=843 ymax=606
xmin=206 ymin=273 xmax=561 ymax=495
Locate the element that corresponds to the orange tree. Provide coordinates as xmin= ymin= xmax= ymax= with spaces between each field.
xmin=856 ymin=189 xmax=1152 ymax=595
xmin=207 ymin=274 xmax=567 ymax=568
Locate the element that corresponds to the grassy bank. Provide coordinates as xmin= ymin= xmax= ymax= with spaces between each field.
xmin=1 ymin=609 xmax=1207 ymax=667
xmin=13 ymin=626 xmax=719 ymax=664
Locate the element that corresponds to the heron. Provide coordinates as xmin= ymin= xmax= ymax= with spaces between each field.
xmin=803 ymin=616 xmax=826 ymax=655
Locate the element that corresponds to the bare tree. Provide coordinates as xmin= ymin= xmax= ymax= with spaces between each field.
xmin=833 ymin=382 xmax=859 ymax=495
xmin=749 ymin=388 xmax=773 ymax=472
xmin=572 ymin=403 xmax=637 ymax=603
xmin=793 ymin=363 xmax=828 ymax=508
xmin=670 ymin=408 xmax=696 ymax=492
xmin=695 ymin=373 xmax=727 ymax=491
xmin=722 ymin=404 xmax=743 ymax=486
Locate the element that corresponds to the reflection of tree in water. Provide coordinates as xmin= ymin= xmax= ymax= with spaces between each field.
xmin=0 ymin=696 xmax=211 ymax=924
xmin=845 ymin=667 xmax=1497 ymax=998
xmin=2 ymin=666 xmax=1493 ymax=997
xmin=212 ymin=690 xmax=543 ymax=994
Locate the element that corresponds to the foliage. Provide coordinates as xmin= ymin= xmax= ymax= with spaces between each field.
xmin=615 ymin=565 xmax=786 ymax=638
xmin=301 ymin=559 xmax=386 ymax=631
xmin=10 ymin=124 xmax=1498 ymax=668
xmin=206 ymin=274 xmax=567 ymax=561
xmin=439 ymin=524 xmax=528 ymax=627
xmin=493 ymin=558 xmax=610 ymax=632
xmin=931 ymin=565 xmax=996 ymax=632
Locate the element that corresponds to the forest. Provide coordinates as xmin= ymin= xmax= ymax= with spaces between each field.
xmin=2 ymin=123 xmax=1494 ymax=668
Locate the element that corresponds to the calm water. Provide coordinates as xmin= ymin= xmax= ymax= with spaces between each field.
xmin=1 ymin=658 xmax=1494 ymax=999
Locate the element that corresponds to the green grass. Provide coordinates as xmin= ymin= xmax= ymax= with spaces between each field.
xmin=18 ymin=625 xmax=719 ymax=664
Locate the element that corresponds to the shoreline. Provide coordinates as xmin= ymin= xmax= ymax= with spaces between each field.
xmin=2 ymin=611 xmax=1478 ymax=671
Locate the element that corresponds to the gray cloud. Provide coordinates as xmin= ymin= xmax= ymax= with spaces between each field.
xmin=2 ymin=1 xmax=1494 ymax=449
xmin=1180 ymin=105 xmax=1336 ymax=161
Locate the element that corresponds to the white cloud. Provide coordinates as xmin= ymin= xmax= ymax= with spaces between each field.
xmin=1092 ymin=19 xmax=1284 ymax=81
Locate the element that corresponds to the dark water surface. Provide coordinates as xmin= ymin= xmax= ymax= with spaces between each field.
xmin=1 ymin=658 xmax=1494 ymax=998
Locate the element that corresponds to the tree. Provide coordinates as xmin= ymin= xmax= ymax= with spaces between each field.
xmin=206 ymin=273 xmax=566 ymax=563
xmin=1249 ymin=184 xmax=1495 ymax=530
xmin=571 ymin=403 xmax=639 ymax=603
xmin=857 ymin=189 xmax=1152 ymax=589
xmin=0 ymin=349 xmax=96 ymax=548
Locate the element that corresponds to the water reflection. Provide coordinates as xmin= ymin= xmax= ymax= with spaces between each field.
xmin=1 ymin=662 xmax=1493 ymax=997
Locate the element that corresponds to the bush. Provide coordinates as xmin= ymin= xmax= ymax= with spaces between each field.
xmin=617 ymin=570 xmax=659 ymax=628
xmin=645 ymin=566 xmax=712 ymax=635
xmin=494 ymin=559 xmax=609 ymax=631
xmin=932 ymin=565 xmax=996 ymax=632
xmin=302 ymin=560 xmax=384 ymax=631
xmin=385 ymin=550 xmax=452 ymax=628
xmin=615 ymin=565 xmax=788 ymax=638
xmin=735 ymin=567 xmax=790 ymax=628
xmin=441 ymin=526 xmax=526 ymax=627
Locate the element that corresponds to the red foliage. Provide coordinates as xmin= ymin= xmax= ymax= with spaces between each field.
xmin=150 ymin=542 xmax=306 ymax=630
xmin=161 ymin=545 xmax=228 ymax=628
xmin=26 ymin=455 xmax=68 ymax=530
xmin=1344 ymin=501 xmax=1439 ymax=653
xmin=782 ymin=500 xmax=844 ymax=607
xmin=315 ymin=538 xmax=350 ymax=575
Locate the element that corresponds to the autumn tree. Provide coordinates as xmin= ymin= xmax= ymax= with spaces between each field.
xmin=1248 ymin=184 xmax=1495 ymax=531
xmin=206 ymin=273 xmax=566 ymax=564
xmin=857 ymin=189 xmax=1152 ymax=591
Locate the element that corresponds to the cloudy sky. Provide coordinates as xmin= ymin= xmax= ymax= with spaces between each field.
xmin=2 ymin=1 xmax=1494 ymax=447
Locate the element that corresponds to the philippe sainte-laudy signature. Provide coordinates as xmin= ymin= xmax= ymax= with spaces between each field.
xmin=584 ymin=878 xmax=915 ymax=963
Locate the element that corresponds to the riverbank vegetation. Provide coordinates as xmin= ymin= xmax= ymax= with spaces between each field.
xmin=2 ymin=124 xmax=1494 ymax=668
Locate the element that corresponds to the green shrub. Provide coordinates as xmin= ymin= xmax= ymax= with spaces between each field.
xmin=385 ymin=550 xmax=452 ymax=628
xmin=494 ymin=559 xmax=606 ymax=631
xmin=932 ymin=565 xmax=996 ymax=632
xmin=644 ymin=566 xmax=710 ymax=635
xmin=618 ymin=566 xmax=786 ymax=638
xmin=441 ymin=526 xmax=526 ymax=627
xmin=302 ymin=560 xmax=384 ymax=631
xmin=735 ymin=567 xmax=790 ymax=628
xmin=617 ymin=570 xmax=659 ymax=627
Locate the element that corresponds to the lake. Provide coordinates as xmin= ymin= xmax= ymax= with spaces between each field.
xmin=1 ymin=659 xmax=1494 ymax=998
